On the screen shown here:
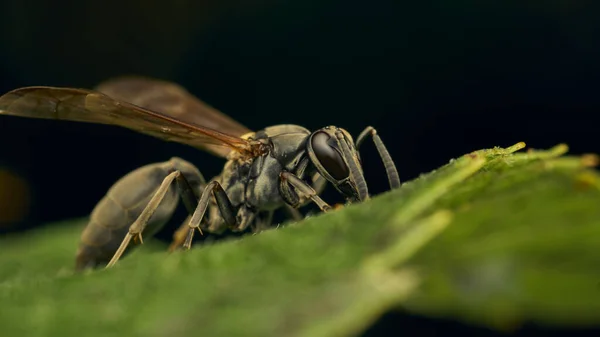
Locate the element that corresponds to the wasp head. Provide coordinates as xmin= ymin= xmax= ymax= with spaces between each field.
xmin=306 ymin=126 xmax=369 ymax=203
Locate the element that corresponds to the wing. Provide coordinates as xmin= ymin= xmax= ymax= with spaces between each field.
xmin=0 ymin=86 xmax=261 ymax=158
xmin=94 ymin=76 xmax=252 ymax=139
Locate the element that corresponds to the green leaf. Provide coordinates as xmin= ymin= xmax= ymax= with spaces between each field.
xmin=0 ymin=142 xmax=598 ymax=336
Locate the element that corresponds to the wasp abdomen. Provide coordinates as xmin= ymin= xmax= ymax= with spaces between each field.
xmin=75 ymin=161 xmax=180 ymax=270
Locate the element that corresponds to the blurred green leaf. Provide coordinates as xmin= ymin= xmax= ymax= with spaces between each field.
xmin=0 ymin=142 xmax=598 ymax=336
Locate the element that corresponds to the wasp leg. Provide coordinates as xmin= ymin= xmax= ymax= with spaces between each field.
xmin=182 ymin=180 xmax=239 ymax=249
xmin=287 ymin=171 xmax=326 ymax=219
xmin=167 ymin=173 xmax=212 ymax=251
xmin=280 ymin=171 xmax=332 ymax=212
xmin=356 ymin=126 xmax=401 ymax=189
xmin=174 ymin=172 xmax=204 ymax=218
xmin=231 ymin=205 xmax=258 ymax=233
xmin=169 ymin=215 xmax=192 ymax=252
xmin=106 ymin=171 xmax=181 ymax=268
xmin=106 ymin=167 xmax=208 ymax=267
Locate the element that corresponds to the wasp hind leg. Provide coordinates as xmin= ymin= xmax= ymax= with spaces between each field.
xmin=105 ymin=169 xmax=205 ymax=268
xmin=105 ymin=171 xmax=181 ymax=268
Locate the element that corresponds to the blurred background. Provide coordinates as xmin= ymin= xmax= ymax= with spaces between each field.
xmin=0 ymin=0 xmax=598 ymax=335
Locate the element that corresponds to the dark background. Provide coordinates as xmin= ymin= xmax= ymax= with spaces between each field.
xmin=0 ymin=0 xmax=598 ymax=335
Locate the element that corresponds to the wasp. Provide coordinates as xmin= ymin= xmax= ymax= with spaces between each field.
xmin=0 ymin=76 xmax=400 ymax=270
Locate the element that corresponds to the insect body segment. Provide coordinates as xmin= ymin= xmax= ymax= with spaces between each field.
xmin=76 ymin=157 xmax=205 ymax=270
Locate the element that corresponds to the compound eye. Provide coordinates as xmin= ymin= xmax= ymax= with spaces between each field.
xmin=311 ymin=132 xmax=349 ymax=180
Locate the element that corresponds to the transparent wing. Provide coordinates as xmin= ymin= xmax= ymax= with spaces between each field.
xmin=0 ymin=86 xmax=260 ymax=158
xmin=95 ymin=76 xmax=252 ymax=139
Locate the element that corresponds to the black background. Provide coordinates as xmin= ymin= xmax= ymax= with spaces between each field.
xmin=0 ymin=0 xmax=598 ymax=335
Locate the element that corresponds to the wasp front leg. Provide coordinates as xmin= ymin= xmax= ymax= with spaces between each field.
xmin=356 ymin=126 xmax=401 ymax=189
xmin=279 ymin=171 xmax=333 ymax=212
